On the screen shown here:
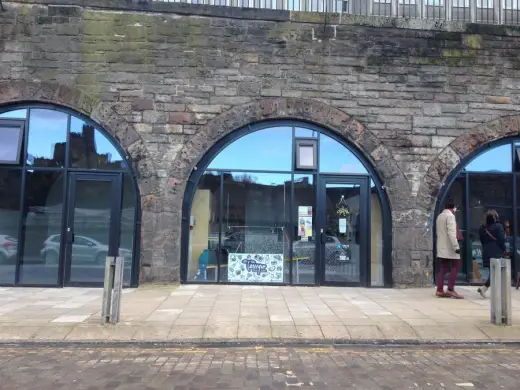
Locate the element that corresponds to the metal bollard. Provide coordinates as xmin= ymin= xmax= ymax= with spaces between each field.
xmin=490 ymin=258 xmax=512 ymax=326
xmin=101 ymin=256 xmax=124 ymax=325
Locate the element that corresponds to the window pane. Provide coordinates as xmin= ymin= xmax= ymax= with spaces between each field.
xmin=465 ymin=144 xmax=512 ymax=173
xmin=208 ymin=127 xmax=292 ymax=171
xmin=370 ymin=188 xmax=384 ymax=286
xmin=299 ymin=145 xmax=314 ymax=167
xmin=69 ymin=117 xmax=126 ymax=170
xmin=222 ymin=172 xmax=290 ymax=283
xmin=292 ymin=174 xmax=315 ymax=284
xmin=19 ymin=171 xmax=64 ymax=285
xmin=468 ymin=174 xmax=513 ymax=284
xmin=295 ymin=127 xmax=318 ymax=138
xmin=188 ymin=171 xmax=221 ymax=282
xmin=0 ymin=109 xmax=27 ymax=119
xmin=27 ymin=109 xmax=68 ymax=168
xmin=0 ymin=169 xmax=22 ymax=284
xmin=121 ymin=174 xmax=136 ymax=285
xmin=319 ymin=134 xmax=367 ymax=174
xmin=0 ymin=125 xmax=23 ymax=164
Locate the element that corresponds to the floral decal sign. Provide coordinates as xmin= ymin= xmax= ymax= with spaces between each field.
xmin=228 ymin=253 xmax=284 ymax=283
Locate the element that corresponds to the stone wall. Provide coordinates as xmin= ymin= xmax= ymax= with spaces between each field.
xmin=2 ymin=0 xmax=520 ymax=285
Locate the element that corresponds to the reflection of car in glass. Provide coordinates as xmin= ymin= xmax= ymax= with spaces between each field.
xmin=0 ymin=235 xmax=18 ymax=264
xmin=293 ymin=236 xmax=350 ymax=263
xmin=41 ymin=235 xmax=132 ymax=265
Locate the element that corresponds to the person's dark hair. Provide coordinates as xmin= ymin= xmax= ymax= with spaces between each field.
xmin=444 ymin=201 xmax=455 ymax=210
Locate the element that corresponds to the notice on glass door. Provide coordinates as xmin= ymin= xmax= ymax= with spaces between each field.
xmin=339 ymin=218 xmax=347 ymax=234
xmin=298 ymin=206 xmax=313 ymax=237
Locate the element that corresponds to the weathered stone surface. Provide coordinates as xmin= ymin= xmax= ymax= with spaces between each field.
xmin=3 ymin=1 xmax=520 ymax=286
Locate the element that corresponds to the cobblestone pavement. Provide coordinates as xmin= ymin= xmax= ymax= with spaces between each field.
xmin=0 ymin=345 xmax=519 ymax=389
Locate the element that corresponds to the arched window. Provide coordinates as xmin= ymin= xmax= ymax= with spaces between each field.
xmin=182 ymin=121 xmax=390 ymax=287
xmin=438 ymin=140 xmax=520 ymax=286
xmin=0 ymin=105 xmax=139 ymax=287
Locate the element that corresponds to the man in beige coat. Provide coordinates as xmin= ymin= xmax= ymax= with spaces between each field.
xmin=436 ymin=202 xmax=463 ymax=299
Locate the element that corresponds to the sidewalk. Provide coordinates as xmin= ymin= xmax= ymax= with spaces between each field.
xmin=0 ymin=285 xmax=519 ymax=343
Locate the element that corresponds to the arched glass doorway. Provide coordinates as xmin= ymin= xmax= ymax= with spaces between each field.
xmin=436 ymin=138 xmax=520 ymax=285
xmin=0 ymin=104 xmax=140 ymax=287
xmin=181 ymin=121 xmax=391 ymax=287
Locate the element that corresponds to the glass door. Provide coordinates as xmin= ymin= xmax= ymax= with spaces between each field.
xmin=64 ymin=173 xmax=122 ymax=286
xmin=318 ymin=176 xmax=369 ymax=286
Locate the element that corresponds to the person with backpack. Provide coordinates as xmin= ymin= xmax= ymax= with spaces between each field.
xmin=477 ymin=210 xmax=507 ymax=298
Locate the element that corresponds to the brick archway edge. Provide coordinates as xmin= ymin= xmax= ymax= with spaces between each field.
xmin=166 ymin=98 xmax=410 ymax=214
xmin=417 ymin=115 xmax=520 ymax=215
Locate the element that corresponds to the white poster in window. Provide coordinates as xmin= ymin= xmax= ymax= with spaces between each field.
xmin=228 ymin=253 xmax=284 ymax=283
xmin=339 ymin=218 xmax=347 ymax=234
xmin=298 ymin=206 xmax=313 ymax=237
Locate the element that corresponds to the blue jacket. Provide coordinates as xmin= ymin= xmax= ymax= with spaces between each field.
xmin=479 ymin=221 xmax=506 ymax=268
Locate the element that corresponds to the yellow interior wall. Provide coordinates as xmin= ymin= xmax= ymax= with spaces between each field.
xmin=370 ymin=193 xmax=383 ymax=285
xmin=189 ymin=189 xmax=211 ymax=279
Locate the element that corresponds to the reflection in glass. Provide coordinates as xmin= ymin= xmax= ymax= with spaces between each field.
xmin=468 ymin=174 xmax=513 ymax=284
xmin=0 ymin=170 xmax=22 ymax=284
xmin=70 ymin=117 xmax=126 ymax=170
xmin=0 ymin=109 xmax=27 ymax=119
xmin=465 ymin=144 xmax=512 ymax=173
xmin=292 ymin=175 xmax=315 ymax=284
xmin=121 ymin=174 xmax=136 ymax=285
xmin=295 ymin=127 xmax=318 ymax=138
xmin=370 ymin=189 xmax=384 ymax=286
xmin=0 ymin=125 xmax=23 ymax=164
xmin=27 ymin=109 xmax=68 ymax=167
xmin=319 ymin=134 xmax=368 ymax=174
xmin=324 ymin=183 xmax=361 ymax=283
xmin=222 ymin=172 xmax=290 ymax=283
xmin=19 ymin=171 xmax=64 ymax=285
xmin=188 ymin=172 xmax=221 ymax=282
xmin=68 ymin=179 xmax=114 ymax=284
xmin=208 ymin=127 xmax=293 ymax=172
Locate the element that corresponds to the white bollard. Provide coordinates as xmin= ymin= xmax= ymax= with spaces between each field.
xmin=490 ymin=258 xmax=512 ymax=326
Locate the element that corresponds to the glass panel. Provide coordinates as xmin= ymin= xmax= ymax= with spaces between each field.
xmin=319 ymin=134 xmax=368 ymax=174
xmin=0 ymin=125 xmax=23 ymax=164
xmin=27 ymin=109 xmax=68 ymax=168
xmin=0 ymin=109 xmax=27 ymax=119
xmin=208 ymin=127 xmax=292 ymax=172
xmin=120 ymin=174 xmax=135 ymax=285
xmin=370 ymin=189 xmax=384 ymax=286
xmin=19 ymin=171 xmax=64 ymax=285
xmin=292 ymin=174 xmax=316 ymax=284
xmin=68 ymin=178 xmax=113 ymax=284
xmin=222 ymin=172 xmax=291 ymax=283
xmin=299 ymin=145 xmax=314 ymax=167
xmin=468 ymin=174 xmax=513 ymax=284
xmin=465 ymin=144 xmax=512 ymax=173
xmin=295 ymin=127 xmax=318 ymax=138
xmin=0 ymin=169 xmax=22 ymax=284
xmin=188 ymin=171 xmax=221 ymax=282
xmin=324 ymin=182 xmax=362 ymax=283
xmin=69 ymin=117 xmax=126 ymax=170
xmin=438 ymin=176 xmax=467 ymax=282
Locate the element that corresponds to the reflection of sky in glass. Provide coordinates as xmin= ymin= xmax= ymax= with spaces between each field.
xmin=27 ymin=109 xmax=68 ymax=166
xmin=0 ymin=109 xmax=27 ymax=119
xmin=208 ymin=127 xmax=292 ymax=171
xmin=319 ymin=134 xmax=367 ymax=174
xmin=465 ymin=144 xmax=512 ymax=173
xmin=295 ymin=127 xmax=318 ymax=138
xmin=70 ymin=116 xmax=123 ymax=164
xmin=229 ymin=172 xmax=291 ymax=186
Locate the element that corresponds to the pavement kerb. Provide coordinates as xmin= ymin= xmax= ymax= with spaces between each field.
xmin=1 ymin=338 xmax=520 ymax=349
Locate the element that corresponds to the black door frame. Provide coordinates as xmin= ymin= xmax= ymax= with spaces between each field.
xmin=316 ymin=175 xmax=370 ymax=287
xmin=64 ymin=172 xmax=123 ymax=287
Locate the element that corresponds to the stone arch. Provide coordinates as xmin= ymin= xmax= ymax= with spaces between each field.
xmin=166 ymin=98 xmax=409 ymax=214
xmin=417 ymin=115 xmax=520 ymax=215
xmin=0 ymin=80 xmax=161 ymax=282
